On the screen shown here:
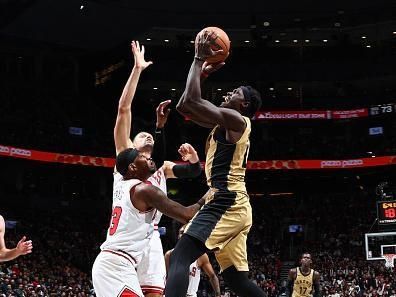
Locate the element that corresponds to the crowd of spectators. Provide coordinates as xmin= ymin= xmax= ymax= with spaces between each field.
xmin=0 ymin=224 xmax=94 ymax=296
xmin=1 ymin=188 xmax=395 ymax=297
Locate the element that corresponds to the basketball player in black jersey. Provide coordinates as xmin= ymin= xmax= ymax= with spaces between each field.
xmin=164 ymin=31 xmax=265 ymax=297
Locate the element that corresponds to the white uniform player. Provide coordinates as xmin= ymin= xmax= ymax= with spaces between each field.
xmin=138 ymin=167 xmax=167 ymax=295
xmin=92 ymin=173 xmax=155 ymax=297
xmin=165 ymin=226 xmax=221 ymax=297
xmin=186 ymin=260 xmax=201 ymax=297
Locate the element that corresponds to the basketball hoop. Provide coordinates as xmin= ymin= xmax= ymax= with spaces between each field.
xmin=382 ymin=254 xmax=396 ymax=268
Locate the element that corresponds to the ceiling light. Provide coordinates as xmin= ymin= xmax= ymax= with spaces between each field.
xmin=366 ymin=45 xmax=371 ymax=48
xmin=293 ymin=39 xmax=298 ymax=43
xmin=80 ymin=5 xmax=84 ymax=9
xmin=305 ymin=39 xmax=310 ymax=43
xmin=171 ymin=88 xmax=176 ymax=91
xmin=164 ymin=39 xmax=169 ymax=43
xmin=217 ymin=88 xmax=222 ymax=91
xmin=146 ymin=38 xmax=151 ymax=41
xmin=323 ymin=39 xmax=328 ymax=42
xmin=190 ymin=40 xmax=194 ymax=44
xmin=275 ymin=40 xmax=280 ymax=43
xmin=244 ymin=40 xmax=250 ymax=43
xmin=361 ymin=36 xmax=366 ymax=39
xmin=269 ymin=87 xmax=274 ymax=91
xmin=393 ymin=31 xmax=396 ymax=35
xmin=287 ymin=87 xmax=293 ymax=91
xmin=263 ymin=21 xmax=270 ymax=27
xmin=153 ymin=87 xmax=158 ymax=90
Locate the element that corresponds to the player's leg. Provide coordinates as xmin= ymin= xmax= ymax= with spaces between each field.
xmin=165 ymin=190 xmax=243 ymax=297
xmin=92 ymin=252 xmax=144 ymax=297
xmin=145 ymin=293 xmax=162 ymax=297
xmin=164 ymin=234 xmax=207 ymax=297
xmin=215 ymin=201 xmax=266 ymax=297
xmin=222 ymin=266 xmax=267 ymax=297
xmin=138 ymin=236 xmax=166 ymax=297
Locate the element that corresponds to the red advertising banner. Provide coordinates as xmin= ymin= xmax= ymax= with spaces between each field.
xmin=254 ymin=108 xmax=370 ymax=120
xmin=1 ymin=145 xmax=396 ymax=170
xmin=254 ymin=111 xmax=329 ymax=120
xmin=0 ymin=145 xmax=115 ymax=168
xmin=331 ymin=108 xmax=368 ymax=119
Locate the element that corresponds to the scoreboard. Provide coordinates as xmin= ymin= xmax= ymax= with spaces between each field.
xmin=377 ymin=200 xmax=396 ymax=225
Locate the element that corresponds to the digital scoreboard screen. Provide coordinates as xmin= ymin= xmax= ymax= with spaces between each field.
xmin=377 ymin=200 xmax=396 ymax=225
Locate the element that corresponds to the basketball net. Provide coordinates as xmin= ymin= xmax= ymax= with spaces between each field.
xmin=382 ymin=254 xmax=396 ymax=268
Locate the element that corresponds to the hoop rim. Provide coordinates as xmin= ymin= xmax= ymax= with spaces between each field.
xmin=382 ymin=254 xmax=396 ymax=268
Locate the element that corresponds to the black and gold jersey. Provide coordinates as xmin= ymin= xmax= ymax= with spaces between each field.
xmin=205 ymin=116 xmax=251 ymax=193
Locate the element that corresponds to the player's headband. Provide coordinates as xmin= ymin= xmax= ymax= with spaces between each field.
xmin=116 ymin=148 xmax=139 ymax=176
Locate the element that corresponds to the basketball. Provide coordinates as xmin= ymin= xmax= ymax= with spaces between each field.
xmin=195 ymin=26 xmax=230 ymax=63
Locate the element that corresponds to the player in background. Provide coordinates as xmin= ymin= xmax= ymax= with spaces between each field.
xmin=165 ymin=225 xmax=221 ymax=297
xmin=286 ymin=253 xmax=321 ymax=297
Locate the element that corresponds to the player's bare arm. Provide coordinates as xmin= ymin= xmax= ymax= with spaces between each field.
xmin=176 ymin=32 xmax=245 ymax=133
xmin=132 ymin=184 xmax=204 ymax=224
xmin=0 ymin=215 xmax=33 ymax=262
xmin=198 ymin=253 xmax=221 ymax=297
xmin=114 ymin=40 xmax=153 ymax=155
xmin=286 ymin=268 xmax=296 ymax=297
xmin=164 ymin=249 xmax=173 ymax=276
xmin=178 ymin=61 xmax=224 ymax=129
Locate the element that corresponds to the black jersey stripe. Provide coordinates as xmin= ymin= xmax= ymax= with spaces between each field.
xmin=210 ymin=141 xmax=236 ymax=191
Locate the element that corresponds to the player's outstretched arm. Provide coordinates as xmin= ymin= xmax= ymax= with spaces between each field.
xmin=133 ymin=184 xmax=204 ymax=224
xmin=176 ymin=32 xmax=245 ymax=132
xmin=0 ymin=216 xmax=33 ymax=262
xmin=114 ymin=41 xmax=153 ymax=155
xmin=199 ymin=253 xmax=222 ymax=297
xmin=151 ymin=100 xmax=171 ymax=168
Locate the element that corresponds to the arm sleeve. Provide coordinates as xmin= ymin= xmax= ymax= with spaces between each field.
xmin=313 ymin=281 xmax=321 ymax=297
xmin=173 ymin=162 xmax=202 ymax=178
xmin=152 ymin=127 xmax=166 ymax=168
xmin=285 ymin=279 xmax=294 ymax=297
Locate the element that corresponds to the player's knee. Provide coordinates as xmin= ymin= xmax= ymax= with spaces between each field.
xmin=222 ymin=266 xmax=249 ymax=283
xmin=144 ymin=293 xmax=162 ymax=297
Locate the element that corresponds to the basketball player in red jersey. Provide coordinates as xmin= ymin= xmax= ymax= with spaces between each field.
xmin=165 ymin=226 xmax=221 ymax=297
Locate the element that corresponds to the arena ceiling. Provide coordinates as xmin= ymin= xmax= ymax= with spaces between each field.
xmin=1 ymin=0 xmax=395 ymax=50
